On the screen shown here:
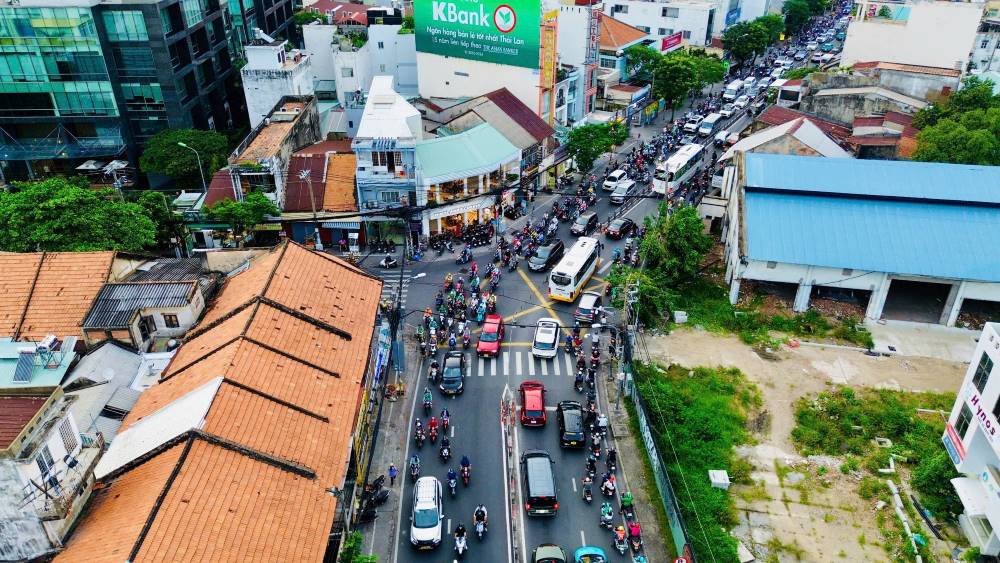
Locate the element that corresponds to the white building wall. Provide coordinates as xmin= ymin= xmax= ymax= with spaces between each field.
xmin=334 ymin=45 xmax=373 ymax=104
xmin=840 ymin=1 xmax=981 ymax=70
xmin=738 ymin=0 xmax=770 ymax=22
xmin=14 ymin=413 xmax=81 ymax=493
xmin=603 ymin=0 xmax=716 ymax=47
xmin=368 ymin=25 xmax=419 ymax=95
xmin=242 ymin=51 xmax=315 ymax=129
xmin=303 ymin=23 xmax=338 ymax=81
xmin=544 ymin=0 xmax=592 ymax=67
xmin=417 ymin=53 xmax=542 ymax=115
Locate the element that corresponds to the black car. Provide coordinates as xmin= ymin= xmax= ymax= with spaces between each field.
xmin=529 ymin=240 xmax=565 ymax=272
xmin=439 ymin=351 xmax=466 ymax=395
xmin=570 ymin=213 xmax=599 ymax=236
xmin=606 ymin=218 xmax=636 ymax=239
xmin=557 ymin=401 xmax=586 ymax=448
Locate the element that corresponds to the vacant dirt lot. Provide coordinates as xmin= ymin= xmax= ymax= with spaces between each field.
xmin=644 ymin=329 xmax=968 ymax=562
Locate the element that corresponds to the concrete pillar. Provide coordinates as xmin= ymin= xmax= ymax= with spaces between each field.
xmin=728 ymin=278 xmax=741 ymax=305
xmin=943 ymin=281 xmax=966 ymax=327
xmin=793 ymin=282 xmax=813 ymax=312
xmin=866 ymin=273 xmax=890 ymax=321
xmin=421 ymin=214 xmax=430 ymax=237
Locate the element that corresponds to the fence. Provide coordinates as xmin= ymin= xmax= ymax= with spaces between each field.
xmin=623 ymin=365 xmax=697 ymax=562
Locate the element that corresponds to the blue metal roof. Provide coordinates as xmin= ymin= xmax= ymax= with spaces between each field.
xmin=744 ymin=153 xmax=1000 ymax=205
xmin=744 ymin=191 xmax=1000 ymax=282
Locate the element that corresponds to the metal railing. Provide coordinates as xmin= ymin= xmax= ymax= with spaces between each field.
xmin=500 ymin=391 xmax=521 ymax=562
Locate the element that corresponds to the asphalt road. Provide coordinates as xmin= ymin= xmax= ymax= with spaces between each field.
xmin=391 ymin=177 xmax=664 ymax=562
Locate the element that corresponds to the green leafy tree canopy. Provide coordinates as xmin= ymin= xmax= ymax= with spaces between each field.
xmin=0 ymin=178 xmax=155 ymax=252
xmin=722 ymin=21 xmax=769 ymax=64
xmin=565 ymin=123 xmax=627 ymax=173
xmin=204 ymin=191 xmax=280 ymax=243
xmin=132 ymin=191 xmax=184 ymax=250
xmin=783 ymin=0 xmax=812 ymax=35
xmin=623 ymin=44 xmax=663 ymax=84
xmin=140 ymin=128 xmax=229 ymax=190
xmin=653 ymin=54 xmax=698 ymax=118
xmin=911 ymin=77 xmax=1000 ymax=164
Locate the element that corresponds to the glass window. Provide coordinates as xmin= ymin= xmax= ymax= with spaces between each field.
xmin=35 ymin=445 xmax=54 ymax=476
xmin=662 ymin=7 xmax=679 ymax=17
xmin=973 ymin=352 xmax=994 ymax=393
xmin=599 ymin=56 xmax=616 ymax=69
xmin=380 ymin=191 xmax=400 ymax=203
xmin=113 ymin=47 xmax=156 ymax=78
xmin=682 ymin=30 xmax=691 ymax=39
xmin=637 ymin=25 xmax=649 ymax=33
xmin=59 ymin=418 xmax=78 ymax=453
xmin=163 ymin=314 xmax=180 ymax=328
xmin=955 ymin=404 xmax=973 ymax=439
xmin=103 ymin=11 xmax=149 ymax=41
xmin=181 ymin=0 xmax=206 ymax=27
xmin=121 ymin=82 xmax=164 ymax=111
xmin=342 ymin=66 xmax=354 ymax=78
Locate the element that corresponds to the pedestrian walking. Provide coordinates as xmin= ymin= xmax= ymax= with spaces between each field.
xmin=388 ymin=463 xmax=398 ymax=486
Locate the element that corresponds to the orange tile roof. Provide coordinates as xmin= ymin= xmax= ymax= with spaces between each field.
xmin=59 ymin=242 xmax=381 ymax=563
xmin=0 ymin=251 xmax=114 ymax=340
xmin=323 ymin=153 xmax=358 ymax=212
xmin=600 ymin=16 xmax=648 ymax=50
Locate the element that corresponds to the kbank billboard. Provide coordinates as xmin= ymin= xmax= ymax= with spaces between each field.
xmin=414 ymin=0 xmax=541 ymax=69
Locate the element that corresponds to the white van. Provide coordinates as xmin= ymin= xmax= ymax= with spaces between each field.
xmin=743 ymin=76 xmax=758 ymax=92
xmin=698 ymin=113 xmax=722 ymax=136
xmin=723 ymin=79 xmax=744 ymax=101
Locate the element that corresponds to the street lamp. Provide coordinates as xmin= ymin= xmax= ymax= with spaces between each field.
xmin=177 ymin=141 xmax=207 ymax=193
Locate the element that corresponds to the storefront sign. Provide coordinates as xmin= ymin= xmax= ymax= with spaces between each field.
xmin=540 ymin=10 xmax=558 ymax=91
xmin=415 ymin=0 xmax=541 ymax=69
xmin=660 ymin=32 xmax=683 ymax=52
xmin=966 ymin=384 xmax=1000 ymax=445
xmin=943 ymin=423 xmax=966 ymax=464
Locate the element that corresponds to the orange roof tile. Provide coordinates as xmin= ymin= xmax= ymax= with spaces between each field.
xmin=55 ymin=443 xmax=185 ymax=563
xmin=0 ymin=251 xmax=114 ymax=340
xmin=322 ymin=153 xmax=358 ymax=213
xmin=600 ymin=16 xmax=648 ymax=50
xmin=63 ymin=241 xmax=381 ymax=563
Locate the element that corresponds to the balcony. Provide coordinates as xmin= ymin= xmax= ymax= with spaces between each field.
xmin=26 ymin=433 xmax=104 ymax=522
xmin=0 ymin=126 xmax=125 ymax=160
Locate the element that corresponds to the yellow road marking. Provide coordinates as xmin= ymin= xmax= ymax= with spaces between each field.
xmin=517 ymin=268 xmax=572 ymax=334
xmin=501 ymin=342 xmax=534 ymax=347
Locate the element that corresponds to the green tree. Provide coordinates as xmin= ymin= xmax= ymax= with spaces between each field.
xmin=688 ymin=52 xmax=727 ymax=94
xmin=653 ymin=54 xmax=697 ymax=118
xmin=783 ymin=0 xmax=812 ymax=35
xmin=565 ymin=123 xmax=625 ymax=173
xmin=911 ymin=450 xmax=963 ymax=516
xmin=912 ymin=117 xmax=1000 ymax=165
xmin=757 ymin=14 xmax=785 ymax=43
xmin=293 ymin=9 xmax=326 ymax=26
xmin=623 ymin=44 xmax=662 ymax=84
xmin=133 ymin=191 xmax=184 ymax=250
xmin=0 ymin=178 xmax=155 ymax=252
xmin=140 ymin=128 xmax=229 ymax=190
xmin=722 ymin=21 xmax=769 ymax=65
xmin=876 ymin=5 xmax=892 ymax=18
xmin=338 ymin=531 xmax=377 ymax=563
xmin=204 ymin=191 xmax=279 ymax=243
xmin=782 ymin=66 xmax=819 ymax=80
xmin=642 ymin=204 xmax=713 ymax=286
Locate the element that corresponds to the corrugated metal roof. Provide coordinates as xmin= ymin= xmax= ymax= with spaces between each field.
xmin=416 ymin=123 xmax=520 ymax=184
xmin=744 ymin=153 xmax=1000 ymax=205
xmin=126 ymin=259 xmax=202 ymax=282
xmin=744 ymin=191 xmax=1000 ymax=282
xmin=484 ymin=88 xmax=555 ymax=143
xmin=83 ymin=282 xmax=195 ymax=329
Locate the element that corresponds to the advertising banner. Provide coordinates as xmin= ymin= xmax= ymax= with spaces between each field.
xmin=726 ymin=7 xmax=741 ymax=25
xmin=660 ymin=32 xmax=683 ymax=52
xmin=540 ymin=10 xmax=558 ymax=89
xmin=415 ymin=0 xmax=541 ymax=68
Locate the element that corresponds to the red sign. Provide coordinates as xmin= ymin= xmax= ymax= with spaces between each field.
xmin=945 ymin=423 xmax=967 ymax=461
xmin=661 ymin=32 xmax=683 ymax=52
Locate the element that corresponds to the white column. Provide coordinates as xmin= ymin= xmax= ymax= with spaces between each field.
xmin=944 ymin=281 xmax=967 ymax=327
xmin=421 ymin=213 xmax=430 ymax=237
xmin=728 ymin=278 xmax=741 ymax=305
xmin=865 ymin=273 xmax=890 ymax=321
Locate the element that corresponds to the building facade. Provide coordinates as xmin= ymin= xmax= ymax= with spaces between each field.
xmin=604 ymin=0 xmax=720 ymax=47
xmin=0 ymin=0 xmax=250 ymax=182
xmin=242 ymin=35 xmax=314 ymax=129
xmin=944 ymin=322 xmax=1000 ymax=556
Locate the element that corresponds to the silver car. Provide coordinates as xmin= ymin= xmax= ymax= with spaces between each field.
xmin=410 ymin=477 xmax=443 ymax=549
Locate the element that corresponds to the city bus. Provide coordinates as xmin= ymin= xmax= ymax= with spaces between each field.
xmin=652 ymin=143 xmax=704 ymax=195
xmin=548 ymin=237 xmax=600 ymax=302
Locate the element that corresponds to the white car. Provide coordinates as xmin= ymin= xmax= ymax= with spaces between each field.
xmin=532 ymin=317 xmax=560 ymax=359
xmin=770 ymin=67 xmax=784 ymax=80
xmin=774 ymin=57 xmax=793 ymax=68
xmin=821 ymin=53 xmax=835 ymax=64
xmin=806 ymin=41 xmax=819 ymax=50
xmin=811 ymin=52 xmax=824 ymax=63
xmin=410 ymin=477 xmax=443 ymax=550
xmin=682 ymin=115 xmax=704 ymax=133
xmin=602 ymin=169 xmax=627 ymax=192
xmin=734 ymin=95 xmax=750 ymax=109
xmin=719 ymin=103 xmax=735 ymax=118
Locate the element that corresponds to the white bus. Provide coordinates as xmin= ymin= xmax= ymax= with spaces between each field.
xmin=652 ymin=144 xmax=704 ymax=195
xmin=549 ymin=237 xmax=600 ymax=302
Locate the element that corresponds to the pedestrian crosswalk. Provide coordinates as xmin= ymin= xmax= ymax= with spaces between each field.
xmin=471 ymin=350 xmax=583 ymax=378
xmin=380 ymin=269 xmax=409 ymax=308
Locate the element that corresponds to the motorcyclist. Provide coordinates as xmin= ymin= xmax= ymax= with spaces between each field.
xmin=601 ymin=502 xmax=613 ymax=521
xmin=423 ymin=388 xmax=433 ymax=404
xmin=409 ymin=454 xmax=420 ymax=472
xmin=607 ymin=448 xmax=618 ymax=467
xmin=628 ymin=521 xmax=642 ymax=541
xmin=614 ymin=525 xmax=627 ymax=542
xmin=415 ymin=419 xmax=423 ymax=433
xmin=621 ymin=491 xmax=634 ymax=509
xmin=473 ymin=504 xmax=488 ymax=528
xmin=455 ymin=523 xmax=467 ymax=539
xmin=448 ymin=467 xmax=458 ymax=482
xmin=428 ymin=416 xmax=439 ymax=433
xmin=586 ymin=455 xmax=597 ymax=475
xmin=441 ymin=408 xmax=451 ymax=427
xmin=572 ymin=321 xmax=581 ymax=339
xmin=460 ymin=455 xmax=471 ymax=471
xmin=449 ymin=332 xmax=457 ymax=349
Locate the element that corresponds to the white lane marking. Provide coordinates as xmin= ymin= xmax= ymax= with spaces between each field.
xmin=580 ymin=530 xmax=586 ymax=547
xmin=527 ymin=355 xmax=535 ymax=376
xmin=478 ymin=357 xmax=484 ymax=376
xmin=572 ymin=477 xmax=577 ymax=493
xmin=491 ymin=358 xmax=497 ymax=377
xmin=540 ymin=360 xmax=548 ymax=376
xmin=552 ymin=356 xmax=561 ymax=377
xmin=599 ymin=260 xmax=613 ymax=274
xmin=447 ymin=519 xmax=452 ymax=534
xmin=564 ymin=353 xmax=574 ymax=375
xmin=515 ymin=351 xmax=522 ymax=376
xmin=503 ymin=350 xmax=510 ymax=374
xmin=450 ymin=425 xmax=456 ymax=438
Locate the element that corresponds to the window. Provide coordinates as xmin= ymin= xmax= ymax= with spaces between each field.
xmin=377 ymin=41 xmax=384 ymax=49
xmin=372 ymin=151 xmax=400 ymax=170
xmin=766 ymin=261 xmax=777 ymax=269
xmin=121 ymin=83 xmax=165 ymax=111
xmin=658 ymin=28 xmax=671 ymax=35
xmin=342 ymin=66 xmax=354 ymax=78
xmin=955 ymin=404 xmax=974 ymax=438
xmin=35 ymin=445 xmax=54 ymax=476
xmin=611 ymin=4 xmax=627 ymax=13
xmin=103 ymin=11 xmax=149 ymax=41
xmin=379 ymin=64 xmax=386 ymax=72
xmin=181 ymin=0 xmax=207 ymax=26
xmin=682 ymin=30 xmax=691 ymax=39
xmin=983 ymin=39 xmax=990 ymax=49
xmin=59 ymin=418 xmax=78 ymax=453
xmin=163 ymin=313 xmax=180 ymax=328
xmin=380 ymin=191 xmax=401 ymax=203
xmin=637 ymin=25 xmax=650 ymax=32
xmin=599 ymin=56 xmax=617 ymax=69
xmin=841 ymin=268 xmax=853 ymax=276
xmin=662 ymin=7 xmax=679 ymax=17
xmin=973 ymin=352 xmax=994 ymax=393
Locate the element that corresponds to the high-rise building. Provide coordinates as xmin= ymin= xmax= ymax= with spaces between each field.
xmin=0 ymin=0 xmax=278 ymax=183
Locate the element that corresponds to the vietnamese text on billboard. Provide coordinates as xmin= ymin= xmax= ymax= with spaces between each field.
xmin=414 ymin=0 xmax=541 ymax=69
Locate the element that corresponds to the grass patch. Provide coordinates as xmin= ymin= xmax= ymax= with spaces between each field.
xmin=670 ymin=278 xmax=873 ymax=347
xmin=792 ymin=387 xmax=962 ymax=518
xmin=634 ymin=362 xmax=760 ymax=563
xmin=623 ymin=400 xmax=678 ymax=558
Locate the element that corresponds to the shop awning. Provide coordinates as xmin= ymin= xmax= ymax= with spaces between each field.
xmin=952 ymin=477 xmax=988 ymax=517
xmin=321 ymin=220 xmax=361 ymax=229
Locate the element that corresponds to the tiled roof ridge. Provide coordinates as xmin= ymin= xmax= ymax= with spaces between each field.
xmin=259 ymin=241 xmax=291 ymax=298
xmin=306 ymin=243 xmax=384 ymax=281
xmin=243 ymin=335 xmax=342 ymax=378
xmin=222 ymin=377 xmax=330 ymax=422
xmin=179 ymin=297 xmax=258 ymax=343
xmin=11 ymin=251 xmax=46 ymax=341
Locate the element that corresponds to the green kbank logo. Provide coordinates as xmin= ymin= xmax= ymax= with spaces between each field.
xmin=432 ymin=0 xmax=518 ymax=32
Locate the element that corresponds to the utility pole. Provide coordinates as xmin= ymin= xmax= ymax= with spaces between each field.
xmin=299 ymin=169 xmax=324 ymax=251
xmin=618 ymin=275 xmax=641 ymax=410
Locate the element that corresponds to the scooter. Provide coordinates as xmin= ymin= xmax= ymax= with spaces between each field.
xmin=630 ymin=532 xmax=643 ymax=553
xmin=461 ymin=465 xmax=471 ymax=486
xmin=409 ymin=461 xmax=420 ymax=482
xmin=575 ymin=370 xmax=585 ymax=393
xmin=429 ymin=426 xmax=438 ymax=443
xmin=582 ymin=477 xmax=593 ymax=503
xmin=415 ymin=429 xmax=425 ymax=448
xmin=613 ymin=530 xmax=629 ymax=555
xmin=600 ymin=511 xmax=614 ymax=530
xmin=455 ymin=535 xmax=468 ymax=559
xmin=449 ymin=476 xmax=457 ymax=496
xmin=440 ymin=444 xmax=451 ymax=463
xmin=423 ymin=397 xmax=432 ymax=416
xmin=475 ymin=520 xmax=487 ymax=540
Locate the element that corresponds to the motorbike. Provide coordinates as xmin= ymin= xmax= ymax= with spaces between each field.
xmin=600 ymin=511 xmax=614 ymax=530
xmin=574 ymin=370 xmax=585 ymax=393
xmin=462 ymin=329 xmax=471 ymax=349
xmin=456 ymin=249 xmax=471 ymax=265
xmin=409 ymin=461 xmax=420 ymax=482
xmin=630 ymin=531 xmax=643 ymax=553
xmin=475 ymin=520 xmax=486 ymax=540
xmin=622 ymin=503 xmax=636 ymax=522
xmin=461 ymin=465 xmax=471 ymax=486
xmin=455 ymin=535 xmax=468 ymax=559
xmin=591 ymin=439 xmax=601 ymax=459
xmin=415 ymin=429 xmax=425 ymax=448
xmin=423 ymin=396 xmax=433 ymax=416
xmin=440 ymin=444 xmax=451 ymax=463
xmin=582 ymin=478 xmax=593 ymax=502
xmin=613 ymin=531 xmax=629 ymax=555
xmin=442 ymin=416 xmax=450 ymax=432
xmin=429 ymin=366 xmax=439 ymax=383
xmin=448 ymin=476 xmax=457 ymax=496
xmin=602 ymin=478 xmax=616 ymax=497
xmin=362 ymin=475 xmax=390 ymax=506
xmin=379 ymin=255 xmax=398 ymax=269
xmin=356 ymin=502 xmax=378 ymax=522
xmin=429 ymin=426 xmax=438 ymax=443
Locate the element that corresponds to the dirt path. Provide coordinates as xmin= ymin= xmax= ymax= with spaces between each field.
xmin=642 ymin=329 xmax=968 ymax=562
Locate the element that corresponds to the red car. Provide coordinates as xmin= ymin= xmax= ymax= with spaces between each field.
xmin=477 ymin=314 xmax=505 ymax=357
xmin=519 ymin=381 xmax=547 ymax=426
